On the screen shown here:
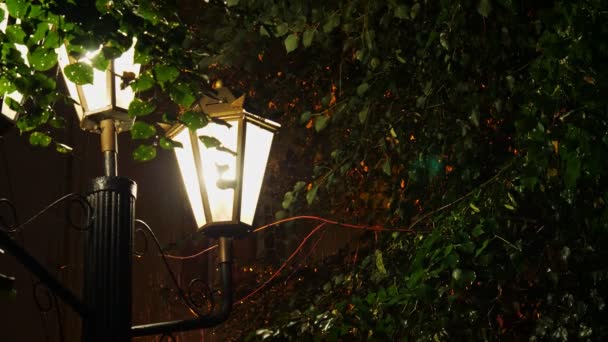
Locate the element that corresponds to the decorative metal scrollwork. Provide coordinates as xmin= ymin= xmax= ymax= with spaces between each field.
xmin=0 ymin=194 xmax=94 ymax=233
xmin=187 ymin=278 xmax=215 ymax=316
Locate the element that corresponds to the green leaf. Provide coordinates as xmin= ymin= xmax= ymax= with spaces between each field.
xmin=315 ymin=115 xmax=329 ymax=132
xmin=169 ymin=82 xmax=196 ymax=107
xmin=469 ymin=203 xmax=480 ymax=213
xmin=299 ymin=111 xmax=311 ymax=124
xmin=90 ymin=53 xmax=109 ymax=71
xmin=358 ymin=106 xmax=369 ymax=124
xmin=198 ymin=135 xmax=222 ymax=148
xmin=159 ymin=137 xmax=183 ymax=150
xmin=0 ymin=77 xmax=16 ymax=94
xmin=306 ymin=184 xmax=318 ymax=205
xmin=5 ymin=0 xmax=29 ymax=19
xmin=394 ymin=5 xmax=409 ymax=19
xmin=357 ymin=82 xmax=369 ymax=97
xmin=134 ymin=48 xmax=152 ymax=65
xmin=131 ymin=72 xmax=155 ymax=92
xmin=323 ymin=13 xmax=340 ymax=33
xmin=154 ymin=65 xmax=179 ymax=84
xmin=130 ymin=121 xmax=157 ymax=140
xmin=226 ymin=0 xmax=239 ymax=7
xmin=375 ymin=250 xmax=387 ymax=275
xmin=182 ymin=110 xmax=208 ymax=130
xmin=274 ymin=23 xmax=289 ymax=37
xmin=382 ymin=159 xmax=391 ymax=176
xmin=63 ymin=62 xmax=94 ymax=85
xmin=55 ymin=143 xmax=73 ymax=154
xmin=472 ymin=224 xmax=484 ymax=237
xmin=284 ymin=33 xmax=299 ymax=54
xmin=282 ymin=191 xmax=294 ymax=209
xmin=128 ymin=99 xmax=156 ymax=117
xmin=29 ymin=132 xmax=52 ymax=147
xmin=302 ymin=29 xmax=315 ymax=47
xmin=477 ymin=0 xmax=492 ymax=18
xmin=43 ymin=31 xmax=61 ymax=49
xmin=133 ymin=144 xmax=157 ymax=162
xmin=410 ymin=3 xmax=421 ymax=19
xmin=504 ymin=204 xmax=515 ymax=211
xmin=28 ymin=48 xmax=58 ymax=71
xmin=6 ymin=26 xmax=26 ymax=44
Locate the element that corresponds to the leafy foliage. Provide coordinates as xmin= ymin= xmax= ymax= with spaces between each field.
xmin=2 ymin=0 xmax=608 ymax=340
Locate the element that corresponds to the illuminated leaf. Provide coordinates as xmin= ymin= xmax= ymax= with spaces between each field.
xmin=154 ymin=65 xmax=179 ymax=84
xmin=28 ymin=132 xmax=52 ymax=147
xmin=159 ymin=137 xmax=183 ymax=150
xmin=28 ymin=48 xmax=57 ymax=71
xmin=133 ymin=144 xmax=157 ymax=162
xmin=130 ymin=121 xmax=156 ymax=140
xmin=128 ymin=99 xmax=156 ymax=117
xmin=169 ymin=82 xmax=196 ymax=107
xmin=63 ymin=62 xmax=94 ymax=85
xmin=302 ymin=29 xmax=315 ymax=48
xmin=284 ymin=33 xmax=299 ymax=54
xmin=182 ymin=110 xmax=208 ymax=130
xmin=306 ymin=184 xmax=318 ymax=205
xmin=315 ymin=115 xmax=329 ymax=132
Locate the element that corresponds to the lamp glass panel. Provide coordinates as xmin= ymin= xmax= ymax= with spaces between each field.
xmin=173 ymin=128 xmax=207 ymax=228
xmin=79 ymin=48 xmax=111 ymax=113
xmin=1 ymin=92 xmax=22 ymax=120
xmin=113 ymin=43 xmax=140 ymax=109
xmin=0 ymin=3 xmax=7 ymax=32
xmin=57 ymin=47 xmax=84 ymax=119
xmin=1 ymin=8 xmax=27 ymax=121
xmin=240 ymin=122 xmax=275 ymax=225
xmin=196 ymin=119 xmax=240 ymax=222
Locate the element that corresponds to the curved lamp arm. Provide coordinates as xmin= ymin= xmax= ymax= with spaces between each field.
xmin=131 ymin=236 xmax=234 ymax=337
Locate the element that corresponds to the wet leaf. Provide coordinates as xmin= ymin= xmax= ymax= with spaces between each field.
xmin=130 ymin=121 xmax=156 ymax=140
xmin=284 ymin=33 xmax=299 ymax=54
xmin=29 ymin=132 xmax=52 ymax=147
xmin=63 ymin=62 xmax=94 ymax=85
xmin=133 ymin=144 xmax=157 ymax=162
xmin=128 ymin=99 xmax=156 ymax=117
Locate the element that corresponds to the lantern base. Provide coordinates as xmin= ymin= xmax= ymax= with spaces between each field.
xmin=200 ymin=222 xmax=252 ymax=238
xmin=81 ymin=108 xmax=133 ymax=133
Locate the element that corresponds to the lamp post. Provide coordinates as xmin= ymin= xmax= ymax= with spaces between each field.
xmin=0 ymin=31 xmax=279 ymax=340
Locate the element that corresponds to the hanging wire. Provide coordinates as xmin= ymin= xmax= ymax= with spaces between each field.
xmin=135 ymin=219 xmax=207 ymax=318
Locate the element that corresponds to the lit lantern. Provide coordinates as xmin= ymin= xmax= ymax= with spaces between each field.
xmin=57 ymin=39 xmax=140 ymax=132
xmin=0 ymin=3 xmax=27 ymax=129
xmin=167 ymin=87 xmax=280 ymax=236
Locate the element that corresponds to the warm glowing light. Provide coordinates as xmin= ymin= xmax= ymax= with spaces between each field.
xmin=196 ymin=119 xmax=239 ymax=222
xmin=57 ymin=39 xmax=140 ymax=131
xmin=170 ymin=94 xmax=280 ymax=234
xmin=173 ymin=129 xmax=206 ymax=227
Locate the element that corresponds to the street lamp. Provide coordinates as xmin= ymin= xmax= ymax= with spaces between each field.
xmin=0 ymin=15 xmax=282 ymax=337
xmin=167 ymin=87 xmax=280 ymax=237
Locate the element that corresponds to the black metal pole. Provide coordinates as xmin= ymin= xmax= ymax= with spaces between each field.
xmin=83 ymin=176 xmax=136 ymax=341
xmin=0 ymin=228 xmax=88 ymax=318
xmin=131 ymin=237 xmax=234 ymax=337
